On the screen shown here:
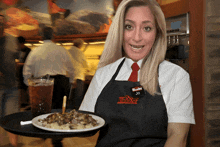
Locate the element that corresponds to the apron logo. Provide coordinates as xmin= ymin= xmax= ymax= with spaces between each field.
xmin=117 ymin=95 xmax=139 ymax=104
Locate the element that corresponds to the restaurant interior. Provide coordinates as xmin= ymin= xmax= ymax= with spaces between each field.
xmin=0 ymin=0 xmax=220 ymax=146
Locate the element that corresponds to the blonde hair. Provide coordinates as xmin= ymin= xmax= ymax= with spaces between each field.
xmin=98 ymin=0 xmax=167 ymax=95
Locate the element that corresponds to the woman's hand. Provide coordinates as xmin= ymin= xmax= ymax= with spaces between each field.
xmin=164 ymin=123 xmax=190 ymax=147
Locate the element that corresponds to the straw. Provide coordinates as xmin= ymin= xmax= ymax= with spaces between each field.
xmin=46 ymin=74 xmax=50 ymax=81
xmin=45 ymin=74 xmax=50 ymax=84
xmin=68 ymin=84 xmax=72 ymax=100
xmin=62 ymin=96 xmax=67 ymax=114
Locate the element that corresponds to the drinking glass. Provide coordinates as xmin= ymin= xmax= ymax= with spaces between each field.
xmin=28 ymin=77 xmax=54 ymax=118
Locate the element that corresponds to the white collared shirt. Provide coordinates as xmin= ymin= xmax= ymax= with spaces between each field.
xmin=68 ymin=46 xmax=88 ymax=81
xmin=80 ymin=57 xmax=195 ymax=124
xmin=23 ymin=40 xmax=80 ymax=85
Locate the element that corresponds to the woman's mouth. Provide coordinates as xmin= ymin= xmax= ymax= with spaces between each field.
xmin=130 ymin=45 xmax=144 ymax=50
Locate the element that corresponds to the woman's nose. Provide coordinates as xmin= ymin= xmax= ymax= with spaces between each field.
xmin=132 ymin=28 xmax=142 ymax=42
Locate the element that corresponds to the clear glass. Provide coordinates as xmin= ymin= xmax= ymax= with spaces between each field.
xmin=28 ymin=77 xmax=54 ymax=118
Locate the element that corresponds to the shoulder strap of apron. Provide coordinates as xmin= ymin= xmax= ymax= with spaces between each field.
xmin=156 ymin=64 xmax=162 ymax=95
xmin=111 ymin=58 xmax=126 ymax=81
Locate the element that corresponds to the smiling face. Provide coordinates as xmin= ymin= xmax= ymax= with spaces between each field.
xmin=123 ymin=6 xmax=157 ymax=62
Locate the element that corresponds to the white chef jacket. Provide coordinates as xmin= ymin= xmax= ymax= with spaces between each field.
xmin=80 ymin=57 xmax=195 ymax=124
xmin=23 ymin=40 xmax=79 ymax=85
xmin=68 ymin=46 xmax=88 ymax=81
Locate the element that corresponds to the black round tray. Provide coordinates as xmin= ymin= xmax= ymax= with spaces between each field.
xmin=0 ymin=109 xmax=105 ymax=138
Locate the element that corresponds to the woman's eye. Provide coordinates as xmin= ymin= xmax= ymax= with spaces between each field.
xmin=125 ymin=24 xmax=133 ymax=30
xmin=144 ymin=27 xmax=151 ymax=32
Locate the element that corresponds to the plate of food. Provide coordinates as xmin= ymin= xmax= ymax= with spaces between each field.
xmin=32 ymin=109 xmax=105 ymax=132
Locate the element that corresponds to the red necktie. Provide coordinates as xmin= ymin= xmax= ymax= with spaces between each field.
xmin=128 ymin=63 xmax=140 ymax=82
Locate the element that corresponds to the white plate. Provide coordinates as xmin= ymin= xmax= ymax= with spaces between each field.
xmin=32 ymin=112 xmax=105 ymax=132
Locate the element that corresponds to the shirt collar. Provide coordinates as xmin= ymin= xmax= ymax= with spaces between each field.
xmin=124 ymin=57 xmax=143 ymax=69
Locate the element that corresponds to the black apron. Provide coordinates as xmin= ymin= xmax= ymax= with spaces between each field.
xmin=95 ymin=59 xmax=168 ymax=147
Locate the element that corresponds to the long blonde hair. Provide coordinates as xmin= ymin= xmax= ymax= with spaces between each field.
xmin=98 ymin=0 xmax=167 ymax=95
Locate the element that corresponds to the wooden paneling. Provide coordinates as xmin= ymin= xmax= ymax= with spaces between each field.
xmin=161 ymin=0 xmax=189 ymax=18
xmin=188 ymin=0 xmax=206 ymax=146
xmin=26 ymin=33 xmax=108 ymax=43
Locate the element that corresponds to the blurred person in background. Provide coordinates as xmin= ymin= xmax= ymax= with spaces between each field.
xmin=15 ymin=36 xmax=31 ymax=109
xmin=23 ymin=26 xmax=79 ymax=147
xmin=0 ymin=26 xmax=20 ymax=146
xmin=68 ymin=38 xmax=88 ymax=110
xmin=23 ymin=26 xmax=79 ymax=110
xmin=16 ymin=36 xmax=31 ymax=63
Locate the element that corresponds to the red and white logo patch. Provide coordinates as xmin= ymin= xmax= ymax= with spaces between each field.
xmin=117 ymin=95 xmax=139 ymax=104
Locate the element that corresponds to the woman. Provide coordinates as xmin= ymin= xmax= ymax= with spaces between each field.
xmin=80 ymin=0 xmax=195 ymax=146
